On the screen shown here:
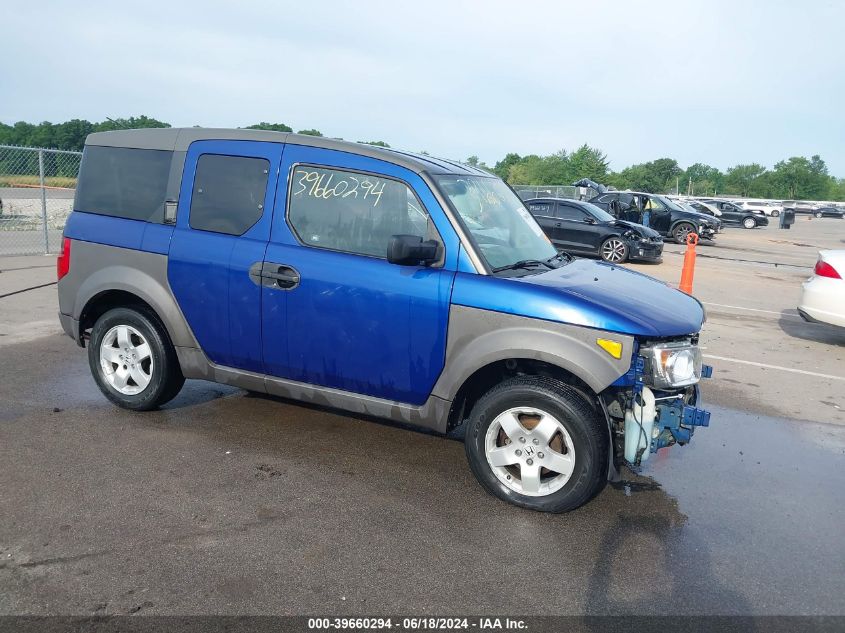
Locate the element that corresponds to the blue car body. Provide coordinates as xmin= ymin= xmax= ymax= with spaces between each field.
xmin=58 ymin=128 xmax=711 ymax=512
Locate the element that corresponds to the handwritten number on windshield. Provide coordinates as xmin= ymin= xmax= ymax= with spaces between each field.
xmin=293 ymin=168 xmax=385 ymax=207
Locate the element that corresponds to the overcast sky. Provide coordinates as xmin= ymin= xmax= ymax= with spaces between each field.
xmin=3 ymin=1 xmax=843 ymax=175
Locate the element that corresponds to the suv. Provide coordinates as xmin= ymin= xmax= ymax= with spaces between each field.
xmin=57 ymin=128 xmax=712 ymax=513
xmin=589 ymin=191 xmax=720 ymax=243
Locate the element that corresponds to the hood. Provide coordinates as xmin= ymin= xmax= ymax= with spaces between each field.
xmin=453 ymin=259 xmax=705 ymax=338
xmin=682 ymin=210 xmax=719 ymax=226
xmin=608 ymin=219 xmax=662 ymax=238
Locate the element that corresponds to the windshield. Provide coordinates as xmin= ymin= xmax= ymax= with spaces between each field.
xmin=657 ymin=195 xmax=686 ymax=213
xmin=435 ymin=176 xmax=557 ymax=270
xmin=581 ymin=202 xmax=615 ymax=222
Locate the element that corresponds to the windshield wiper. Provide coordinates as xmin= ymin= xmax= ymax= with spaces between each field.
xmin=492 ymin=259 xmax=554 ymax=273
xmin=545 ymin=251 xmax=573 ymax=265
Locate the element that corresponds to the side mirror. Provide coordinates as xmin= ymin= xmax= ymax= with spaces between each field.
xmin=583 ymin=216 xmax=597 ymax=224
xmin=387 ymin=235 xmax=439 ymax=266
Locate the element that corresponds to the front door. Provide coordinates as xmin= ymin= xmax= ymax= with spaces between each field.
xmin=261 ymin=145 xmax=459 ymax=406
xmin=555 ymin=202 xmax=597 ymax=253
xmin=168 ymin=140 xmax=283 ymax=372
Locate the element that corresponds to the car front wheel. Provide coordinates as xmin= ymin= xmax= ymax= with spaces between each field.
xmin=742 ymin=217 xmax=757 ymax=229
xmin=771 ymin=210 xmax=780 ymax=217
xmin=464 ymin=376 xmax=607 ymax=513
xmin=814 ymin=211 xmax=823 ymax=218
xmin=672 ymin=222 xmax=695 ymax=244
xmin=88 ymin=307 xmax=185 ymax=411
xmin=600 ymin=237 xmax=629 ymax=263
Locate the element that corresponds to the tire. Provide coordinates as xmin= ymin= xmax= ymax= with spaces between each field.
xmin=88 ymin=307 xmax=185 ymax=411
xmin=672 ymin=222 xmax=695 ymax=244
xmin=771 ymin=210 xmax=780 ymax=217
xmin=599 ymin=237 xmax=629 ymax=263
xmin=814 ymin=211 xmax=823 ymax=218
xmin=464 ymin=376 xmax=607 ymax=513
xmin=742 ymin=217 xmax=757 ymax=229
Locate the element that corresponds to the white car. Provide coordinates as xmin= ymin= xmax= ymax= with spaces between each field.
xmin=738 ymin=200 xmax=782 ymax=217
xmin=799 ymin=251 xmax=845 ymax=328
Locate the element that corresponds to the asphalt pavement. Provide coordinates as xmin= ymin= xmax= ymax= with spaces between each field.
xmin=1 ymin=220 xmax=844 ymax=616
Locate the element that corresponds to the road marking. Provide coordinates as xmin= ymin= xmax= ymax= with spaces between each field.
xmin=702 ymin=302 xmax=795 ymax=316
xmin=704 ymin=354 xmax=845 ymax=381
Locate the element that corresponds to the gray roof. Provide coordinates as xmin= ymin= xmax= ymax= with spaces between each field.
xmin=84 ymin=127 xmax=492 ymax=177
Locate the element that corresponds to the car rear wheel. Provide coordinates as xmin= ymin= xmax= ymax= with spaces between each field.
xmin=464 ymin=376 xmax=607 ymax=513
xmin=771 ymin=210 xmax=780 ymax=217
xmin=742 ymin=217 xmax=757 ymax=229
xmin=88 ymin=307 xmax=185 ymax=411
xmin=814 ymin=211 xmax=823 ymax=218
xmin=600 ymin=237 xmax=629 ymax=263
xmin=672 ymin=222 xmax=695 ymax=244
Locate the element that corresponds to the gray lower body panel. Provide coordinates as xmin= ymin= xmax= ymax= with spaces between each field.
xmin=175 ymin=347 xmax=451 ymax=434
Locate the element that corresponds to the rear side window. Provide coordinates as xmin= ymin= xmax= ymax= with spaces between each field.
xmin=528 ymin=202 xmax=553 ymax=216
xmin=74 ymin=146 xmax=172 ymax=221
xmin=287 ymin=165 xmax=432 ymax=258
xmin=189 ymin=154 xmax=270 ymax=236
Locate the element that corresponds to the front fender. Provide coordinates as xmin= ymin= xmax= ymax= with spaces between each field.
xmin=431 ymin=305 xmax=634 ymax=401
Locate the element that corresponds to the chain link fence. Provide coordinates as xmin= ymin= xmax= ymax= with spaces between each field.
xmin=512 ymin=185 xmax=597 ymax=201
xmin=0 ymin=145 xmax=82 ymax=255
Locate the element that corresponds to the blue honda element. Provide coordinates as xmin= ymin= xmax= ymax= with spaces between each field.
xmin=57 ymin=128 xmax=711 ymax=512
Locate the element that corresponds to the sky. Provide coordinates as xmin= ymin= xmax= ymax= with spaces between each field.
xmin=3 ymin=0 xmax=844 ymax=175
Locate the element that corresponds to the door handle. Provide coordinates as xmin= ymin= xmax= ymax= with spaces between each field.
xmin=249 ymin=262 xmax=300 ymax=290
xmin=555 ymin=222 xmax=562 ymax=227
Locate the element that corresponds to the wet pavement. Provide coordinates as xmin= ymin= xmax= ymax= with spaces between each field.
xmin=1 ymin=333 xmax=844 ymax=616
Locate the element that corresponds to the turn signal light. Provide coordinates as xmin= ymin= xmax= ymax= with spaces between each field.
xmin=814 ymin=260 xmax=841 ymax=279
xmin=596 ymin=338 xmax=623 ymax=359
xmin=57 ymin=237 xmax=71 ymax=281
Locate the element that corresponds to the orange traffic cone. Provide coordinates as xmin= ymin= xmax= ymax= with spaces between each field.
xmin=679 ymin=232 xmax=698 ymax=295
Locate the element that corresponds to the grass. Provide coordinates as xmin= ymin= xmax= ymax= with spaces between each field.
xmin=0 ymin=175 xmax=77 ymax=189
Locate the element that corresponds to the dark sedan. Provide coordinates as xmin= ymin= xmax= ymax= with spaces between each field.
xmin=812 ymin=206 xmax=845 ymax=219
xmin=697 ymin=199 xmax=770 ymax=229
xmin=525 ymin=198 xmax=663 ymax=263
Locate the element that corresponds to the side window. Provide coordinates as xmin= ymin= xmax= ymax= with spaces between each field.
xmin=555 ymin=204 xmax=585 ymax=220
xmin=527 ymin=202 xmax=554 ymax=217
xmin=75 ymin=146 xmax=172 ymax=222
xmin=287 ymin=165 xmax=434 ymax=259
xmin=190 ymin=154 xmax=270 ymax=236
xmin=596 ymin=193 xmax=615 ymax=203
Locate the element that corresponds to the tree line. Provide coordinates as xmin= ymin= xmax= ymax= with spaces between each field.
xmin=1 ymin=117 xmax=842 ymax=201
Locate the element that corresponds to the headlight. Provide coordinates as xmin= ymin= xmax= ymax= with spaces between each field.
xmin=641 ymin=342 xmax=702 ymax=388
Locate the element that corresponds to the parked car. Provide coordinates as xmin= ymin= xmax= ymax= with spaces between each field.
xmin=685 ymin=199 xmax=722 ymax=218
xmin=697 ymin=198 xmax=769 ymax=229
xmin=524 ymin=198 xmax=663 ymax=263
xmin=737 ymin=200 xmax=782 ymax=217
xmin=782 ymin=200 xmax=821 ymax=215
xmin=58 ymin=128 xmax=712 ymax=513
xmin=589 ymin=191 xmax=720 ymax=243
xmin=798 ymin=251 xmax=845 ymax=328
xmin=809 ymin=205 xmax=845 ymax=219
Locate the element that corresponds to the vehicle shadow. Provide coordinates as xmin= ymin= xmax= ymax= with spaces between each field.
xmin=585 ymin=470 xmax=753 ymax=619
xmin=778 ymin=310 xmax=845 ymax=346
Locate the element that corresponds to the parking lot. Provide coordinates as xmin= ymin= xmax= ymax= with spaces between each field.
xmin=1 ymin=218 xmax=844 ymax=616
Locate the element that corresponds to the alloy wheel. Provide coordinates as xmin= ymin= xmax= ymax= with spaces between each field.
xmin=99 ymin=324 xmax=154 ymax=395
xmin=484 ymin=407 xmax=576 ymax=497
xmin=601 ymin=238 xmax=627 ymax=262
xmin=743 ymin=217 xmax=756 ymax=229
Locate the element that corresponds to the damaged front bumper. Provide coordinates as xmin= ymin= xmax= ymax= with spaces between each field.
xmin=607 ymin=352 xmax=713 ymax=467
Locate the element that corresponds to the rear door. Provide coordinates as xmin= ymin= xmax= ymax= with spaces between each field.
xmin=261 ymin=145 xmax=459 ymax=405
xmin=526 ymin=200 xmax=562 ymax=245
xmin=168 ymin=140 xmax=283 ymax=372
